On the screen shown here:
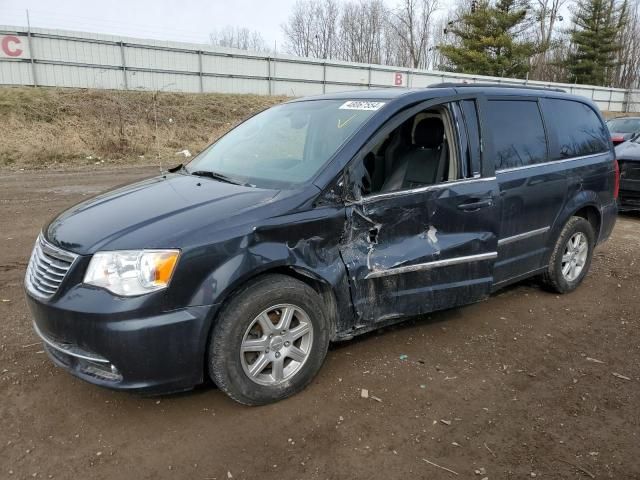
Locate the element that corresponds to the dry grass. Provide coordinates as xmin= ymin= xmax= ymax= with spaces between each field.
xmin=0 ymin=87 xmax=286 ymax=169
xmin=0 ymin=86 xmax=630 ymax=170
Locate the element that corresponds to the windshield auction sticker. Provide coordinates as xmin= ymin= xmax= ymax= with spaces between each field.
xmin=339 ymin=101 xmax=386 ymax=111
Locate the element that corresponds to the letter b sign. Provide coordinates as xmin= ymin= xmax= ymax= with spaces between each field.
xmin=394 ymin=72 xmax=404 ymax=86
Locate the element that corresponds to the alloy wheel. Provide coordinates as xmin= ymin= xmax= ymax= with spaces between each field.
xmin=240 ymin=304 xmax=314 ymax=386
xmin=561 ymin=232 xmax=589 ymax=282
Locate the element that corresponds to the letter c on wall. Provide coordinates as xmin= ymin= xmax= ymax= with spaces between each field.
xmin=1 ymin=35 xmax=23 ymax=57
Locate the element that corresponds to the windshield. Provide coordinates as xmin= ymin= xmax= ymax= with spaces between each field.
xmin=186 ymin=99 xmax=384 ymax=189
xmin=607 ymin=118 xmax=640 ymax=134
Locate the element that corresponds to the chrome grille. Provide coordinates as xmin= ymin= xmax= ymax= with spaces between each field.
xmin=25 ymin=234 xmax=78 ymax=298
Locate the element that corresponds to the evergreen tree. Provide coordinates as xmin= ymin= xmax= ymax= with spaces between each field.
xmin=439 ymin=0 xmax=537 ymax=78
xmin=565 ymin=0 xmax=628 ymax=86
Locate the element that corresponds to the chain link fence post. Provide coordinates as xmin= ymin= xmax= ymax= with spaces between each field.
xmin=119 ymin=41 xmax=128 ymax=90
xmin=198 ymin=50 xmax=203 ymax=93
xmin=26 ymin=10 xmax=37 ymax=87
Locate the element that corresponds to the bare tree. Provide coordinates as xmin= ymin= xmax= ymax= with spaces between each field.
xmin=530 ymin=0 xmax=570 ymax=80
xmin=339 ymin=0 xmax=388 ymax=63
xmin=315 ymin=0 xmax=340 ymax=59
xmin=388 ymin=0 xmax=440 ymax=68
xmin=282 ymin=1 xmax=314 ymax=57
xmin=614 ymin=0 xmax=640 ymax=88
xmin=210 ymin=26 xmax=268 ymax=52
xmin=216 ymin=0 xmax=638 ymax=88
xmin=282 ymin=0 xmax=445 ymax=70
xmin=427 ymin=15 xmax=453 ymax=69
xmin=282 ymin=0 xmax=340 ymax=59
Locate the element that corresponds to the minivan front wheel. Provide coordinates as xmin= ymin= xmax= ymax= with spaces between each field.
xmin=208 ymin=274 xmax=330 ymax=405
xmin=542 ymin=216 xmax=595 ymax=293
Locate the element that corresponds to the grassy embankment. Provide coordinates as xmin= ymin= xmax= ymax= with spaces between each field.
xmin=0 ymin=87 xmax=286 ymax=169
xmin=0 ymin=86 xmax=629 ymax=170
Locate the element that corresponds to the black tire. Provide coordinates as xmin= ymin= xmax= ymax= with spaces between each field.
xmin=542 ymin=216 xmax=595 ymax=293
xmin=208 ymin=274 xmax=330 ymax=405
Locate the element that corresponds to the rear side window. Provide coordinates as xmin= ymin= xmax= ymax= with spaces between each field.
xmin=541 ymin=99 xmax=610 ymax=159
xmin=485 ymin=100 xmax=548 ymax=170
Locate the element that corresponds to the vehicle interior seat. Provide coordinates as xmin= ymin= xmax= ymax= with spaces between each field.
xmin=380 ymin=116 xmax=447 ymax=192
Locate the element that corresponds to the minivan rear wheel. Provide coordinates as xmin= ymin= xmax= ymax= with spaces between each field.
xmin=542 ymin=216 xmax=595 ymax=293
xmin=208 ymin=274 xmax=330 ymax=405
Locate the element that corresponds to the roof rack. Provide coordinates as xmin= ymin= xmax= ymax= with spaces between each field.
xmin=428 ymin=82 xmax=566 ymax=93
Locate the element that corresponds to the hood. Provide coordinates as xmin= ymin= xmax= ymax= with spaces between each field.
xmin=615 ymin=140 xmax=640 ymax=161
xmin=45 ymin=173 xmax=279 ymax=254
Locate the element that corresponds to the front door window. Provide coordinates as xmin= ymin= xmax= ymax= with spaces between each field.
xmin=357 ymin=104 xmax=466 ymax=197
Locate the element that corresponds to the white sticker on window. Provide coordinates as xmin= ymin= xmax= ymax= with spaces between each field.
xmin=339 ymin=101 xmax=386 ymax=111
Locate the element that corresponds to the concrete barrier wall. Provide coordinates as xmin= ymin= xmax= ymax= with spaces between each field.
xmin=0 ymin=25 xmax=637 ymax=112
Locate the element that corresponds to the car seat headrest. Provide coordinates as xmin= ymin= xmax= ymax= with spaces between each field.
xmin=414 ymin=117 xmax=444 ymax=149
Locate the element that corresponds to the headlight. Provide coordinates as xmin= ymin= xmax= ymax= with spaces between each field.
xmin=84 ymin=250 xmax=180 ymax=296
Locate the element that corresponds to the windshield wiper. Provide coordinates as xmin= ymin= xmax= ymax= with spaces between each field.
xmin=189 ymin=170 xmax=251 ymax=186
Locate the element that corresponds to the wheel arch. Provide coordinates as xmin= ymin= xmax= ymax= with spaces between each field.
xmin=197 ymin=265 xmax=344 ymax=385
xmin=201 ymin=264 xmax=342 ymax=351
xmin=572 ymin=204 xmax=601 ymax=240
xmin=545 ymin=191 xmax=602 ymax=266
xmin=551 ymin=189 xmax=602 ymax=243
xmin=265 ymin=266 xmax=341 ymax=337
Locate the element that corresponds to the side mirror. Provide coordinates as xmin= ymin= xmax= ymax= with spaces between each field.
xmin=342 ymin=167 xmax=368 ymax=204
xmin=317 ymin=171 xmax=350 ymax=206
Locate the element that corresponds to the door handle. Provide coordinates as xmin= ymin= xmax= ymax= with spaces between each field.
xmin=457 ymin=198 xmax=493 ymax=211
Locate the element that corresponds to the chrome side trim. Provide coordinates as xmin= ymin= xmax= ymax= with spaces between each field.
xmin=357 ymin=176 xmax=497 ymax=204
xmin=33 ymin=322 xmax=110 ymax=363
xmin=496 ymin=152 xmax=606 ymax=174
xmin=497 ymin=226 xmax=550 ymax=247
xmin=365 ymin=251 xmax=498 ymax=279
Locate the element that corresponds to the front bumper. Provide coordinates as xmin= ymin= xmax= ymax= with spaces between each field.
xmin=619 ymin=180 xmax=640 ymax=211
xmin=26 ymin=291 xmax=218 ymax=394
xmin=619 ymin=160 xmax=640 ymax=211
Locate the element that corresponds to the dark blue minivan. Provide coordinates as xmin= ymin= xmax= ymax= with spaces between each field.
xmin=25 ymin=84 xmax=618 ymax=404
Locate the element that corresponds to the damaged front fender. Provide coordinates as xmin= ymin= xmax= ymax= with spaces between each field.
xmin=187 ymin=204 xmax=355 ymax=338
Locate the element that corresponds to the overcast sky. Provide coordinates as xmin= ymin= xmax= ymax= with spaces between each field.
xmin=0 ymin=0 xmax=358 ymax=49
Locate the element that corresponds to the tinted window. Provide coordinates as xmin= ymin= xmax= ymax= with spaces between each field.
xmin=486 ymin=100 xmax=547 ymax=170
xmin=487 ymin=100 xmax=547 ymax=170
xmin=542 ymin=99 xmax=609 ymax=158
xmin=460 ymin=100 xmax=481 ymax=176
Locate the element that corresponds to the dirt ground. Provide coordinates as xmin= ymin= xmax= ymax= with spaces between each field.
xmin=1 ymin=166 xmax=639 ymax=480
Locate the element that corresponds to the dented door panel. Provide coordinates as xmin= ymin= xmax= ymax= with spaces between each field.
xmin=340 ymin=178 xmax=500 ymax=323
